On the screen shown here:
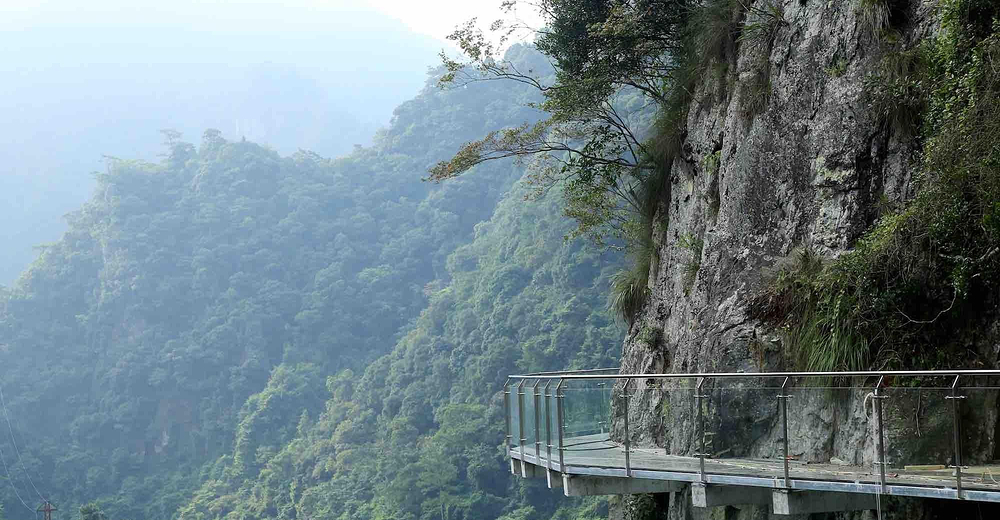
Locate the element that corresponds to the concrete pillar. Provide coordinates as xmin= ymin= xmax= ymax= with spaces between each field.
xmin=510 ymin=459 xmax=543 ymax=478
xmin=691 ymin=484 xmax=771 ymax=508
xmin=772 ymin=489 xmax=877 ymax=515
xmin=546 ymin=469 xmax=563 ymax=489
xmin=562 ymin=475 xmax=685 ymax=496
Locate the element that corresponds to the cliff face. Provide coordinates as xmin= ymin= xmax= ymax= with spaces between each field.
xmin=617 ymin=1 xmax=999 ymax=518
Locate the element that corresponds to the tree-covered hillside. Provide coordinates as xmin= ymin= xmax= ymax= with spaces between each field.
xmin=176 ymin=178 xmax=621 ymax=520
xmin=0 ymin=44 xmax=621 ymax=520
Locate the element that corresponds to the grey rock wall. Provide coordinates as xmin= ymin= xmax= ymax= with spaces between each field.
xmin=612 ymin=1 xmax=1000 ymax=518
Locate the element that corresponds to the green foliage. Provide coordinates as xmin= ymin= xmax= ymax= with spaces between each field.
xmin=865 ymin=45 xmax=929 ymax=135
xmin=636 ymin=326 xmax=661 ymax=348
xmin=609 ymin=253 xmax=653 ymax=326
xmin=825 ymin=57 xmax=849 ymax=78
xmin=176 ymin=179 xmax=622 ymax=520
xmin=857 ymin=0 xmax=894 ymax=35
xmin=434 ymin=1 xmax=699 ymax=245
xmin=739 ymin=0 xmax=786 ymax=47
xmin=80 ymin=503 xmax=108 ymax=520
xmin=0 ymin=55 xmax=565 ymax=518
xmin=750 ymin=248 xmax=871 ymax=371
xmin=689 ymin=0 xmax=743 ymax=69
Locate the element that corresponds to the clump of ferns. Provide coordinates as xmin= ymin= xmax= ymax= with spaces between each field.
xmin=857 ymin=0 xmax=892 ymax=36
xmin=748 ymin=248 xmax=874 ymax=371
xmin=609 ymin=159 xmax=670 ymax=327
xmin=856 ymin=0 xmax=910 ymax=40
xmin=691 ymin=0 xmax=746 ymax=67
xmin=735 ymin=0 xmax=786 ymax=121
xmin=864 ymin=45 xmax=929 ymax=137
xmin=739 ymin=0 xmax=787 ymax=47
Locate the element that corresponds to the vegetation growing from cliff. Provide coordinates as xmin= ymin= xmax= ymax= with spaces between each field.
xmin=753 ymin=0 xmax=1000 ymax=371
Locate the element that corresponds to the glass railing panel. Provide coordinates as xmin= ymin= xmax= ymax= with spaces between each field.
xmin=561 ymin=381 xmax=613 ymax=438
xmin=538 ymin=380 xmax=558 ymax=468
xmin=961 ymin=384 xmax=1000 ymax=493
xmin=694 ymin=378 xmax=785 ymax=479
xmin=522 ymin=382 xmax=538 ymax=458
xmin=560 ymin=379 xmax=619 ymax=469
xmin=546 ymin=382 xmax=562 ymax=457
xmin=780 ymin=384 xmax=874 ymax=486
xmin=508 ymin=383 xmax=521 ymax=453
xmin=661 ymin=384 xmax=703 ymax=477
xmin=881 ymin=384 xmax=953 ymax=490
xmin=612 ymin=378 xmax=696 ymax=471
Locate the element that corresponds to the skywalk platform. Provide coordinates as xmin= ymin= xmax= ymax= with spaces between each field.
xmin=510 ymin=434 xmax=1000 ymax=515
xmin=511 ymin=433 xmax=1000 ymax=510
xmin=504 ymin=369 xmax=1000 ymax=514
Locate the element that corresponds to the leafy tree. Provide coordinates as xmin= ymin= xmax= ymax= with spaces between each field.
xmin=79 ymin=503 xmax=106 ymax=520
xmin=431 ymin=0 xmax=692 ymax=245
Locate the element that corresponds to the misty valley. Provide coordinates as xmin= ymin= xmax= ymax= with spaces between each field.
xmin=4 ymin=1 xmax=1000 ymax=520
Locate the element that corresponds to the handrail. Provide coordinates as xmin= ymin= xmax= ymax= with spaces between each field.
xmin=519 ymin=367 xmax=621 ymax=376
xmin=509 ymin=368 xmax=1000 ymax=380
xmin=504 ymin=366 xmax=1000 ymax=503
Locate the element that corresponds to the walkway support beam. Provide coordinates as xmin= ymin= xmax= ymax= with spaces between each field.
xmin=773 ymin=490 xmax=876 ymax=515
xmin=563 ymin=475 xmax=684 ymax=497
xmin=691 ymin=484 xmax=770 ymax=508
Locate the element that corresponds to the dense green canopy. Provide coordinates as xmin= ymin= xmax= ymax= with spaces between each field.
xmin=0 ymin=46 xmax=621 ymax=520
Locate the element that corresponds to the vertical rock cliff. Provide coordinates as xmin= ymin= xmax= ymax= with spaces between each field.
xmin=617 ymin=1 xmax=1000 ymax=518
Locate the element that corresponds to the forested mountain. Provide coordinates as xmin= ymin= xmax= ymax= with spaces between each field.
xmin=175 ymin=174 xmax=620 ymax=520
xmin=0 ymin=44 xmax=621 ymax=520
xmin=0 ymin=6 xmax=443 ymax=284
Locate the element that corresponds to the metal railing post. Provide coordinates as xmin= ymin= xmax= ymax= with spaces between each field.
xmin=695 ymin=377 xmax=707 ymax=482
xmin=778 ymin=376 xmax=792 ymax=488
xmin=622 ymin=379 xmax=631 ymax=477
xmin=503 ymin=379 xmax=512 ymax=458
xmin=947 ymin=375 xmax=967 ymax=499
xmin=517 ymin=380 xmax=527 ymax=461
xmin=556 ymin=379 xmax=566 ymax=471
xmin=544 ymin=380 xmax=553 ymax=471
xmin=874 ymin=376 xmax=887 ymax=493
xmin=533 ymin=380 xmax=542 ymax=461
xmin=598 ymin=381 xmax=607 ymax=433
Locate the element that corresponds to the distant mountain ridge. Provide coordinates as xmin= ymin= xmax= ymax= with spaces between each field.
xmin=0 ymin=12 xmax=444 ymax=283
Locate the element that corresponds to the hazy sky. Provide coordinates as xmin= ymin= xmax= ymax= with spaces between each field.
xmin=0 ymin=0 xmax=546 ymax=285
xmin=2 ymin=0 xmax=542 ymax=44
xmin=372 ymin=0 xmax=543 ymax=43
